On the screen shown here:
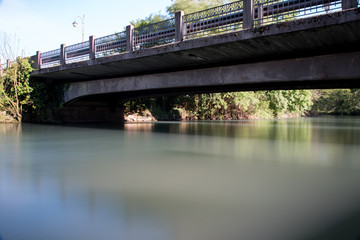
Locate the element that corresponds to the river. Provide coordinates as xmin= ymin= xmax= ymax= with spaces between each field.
xmin=1 ymin=117 xmax=360 ymax=240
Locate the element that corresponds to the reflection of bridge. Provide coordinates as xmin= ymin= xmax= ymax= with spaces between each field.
xmin=29 ymin=0 xmax=360 ymax=122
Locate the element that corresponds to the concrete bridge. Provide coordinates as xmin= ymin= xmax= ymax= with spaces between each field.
xmin=28 ymin=0 xmax=360 ymax=122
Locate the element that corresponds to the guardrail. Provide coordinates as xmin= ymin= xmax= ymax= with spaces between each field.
xmin=31 ymin=0 xmax=358 ymax=70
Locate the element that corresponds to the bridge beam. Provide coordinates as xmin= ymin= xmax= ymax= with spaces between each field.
xmin=64 ymin=51 xmax=360 ymax=104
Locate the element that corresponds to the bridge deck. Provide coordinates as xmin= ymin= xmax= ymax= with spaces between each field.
xmin=31 ymin=8 xmax=360 ymax=83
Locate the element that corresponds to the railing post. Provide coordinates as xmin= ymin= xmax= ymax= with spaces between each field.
xmin=34 ymin=51 xmax=41 ymax=69
xmin=243 ymin=0 xmax=254 ymax=29
xmin=257 ymin=3 xmax=264 ymax=27
xmin=89 ymin=35 xmax=96 ymax=60
xmin=126 ymin=25 xmax=134 ymax=52
xmin=175 ymin=11 xmax=185 ymax=42
xmin=342 ymin=0 xmax=357 ymax=9
xmin=60 ymin=44 xmax=66 ymax=65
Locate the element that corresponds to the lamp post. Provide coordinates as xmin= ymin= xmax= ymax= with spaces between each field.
xmin=72 ymin=14 xmax=85 ymax=42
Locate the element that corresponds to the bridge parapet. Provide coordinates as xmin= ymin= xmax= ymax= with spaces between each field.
xmin=31 ymin=0 xmax=359 ymax=70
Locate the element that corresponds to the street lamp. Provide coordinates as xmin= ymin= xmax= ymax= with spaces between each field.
xmin=72 ymin=14 xmax=85 ymax=42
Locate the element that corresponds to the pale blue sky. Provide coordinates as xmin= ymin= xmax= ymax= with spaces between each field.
xmin=0 ymin=0 xmax=171 ymax=59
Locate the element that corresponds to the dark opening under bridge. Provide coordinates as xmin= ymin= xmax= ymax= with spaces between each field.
xmin=28 ymin=0 xmax=360 ymax=122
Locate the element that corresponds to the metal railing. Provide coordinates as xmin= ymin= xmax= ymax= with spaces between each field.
xmin=41 ymin=49 xmax=61 ymax=68
xmin=254 ymin=0 xmax=342 ymax=26
xmin=33 ymin=0 xmax=357 ymax=69
xmin=65 ymin=41 xmax=90 ymax=63
xmin=184 ymin=1 xmax=245 ymax=40
xmin=95 ymin=31 xmax=127 ymax=58
xmin=133 ymin=18 xmax=176 ymax=51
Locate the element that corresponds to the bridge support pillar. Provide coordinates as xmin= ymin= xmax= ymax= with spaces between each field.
xmin=61 ymin=100 xmax=125 ymax=123
xmin=342 ymin=0 xmax=358 ymax=9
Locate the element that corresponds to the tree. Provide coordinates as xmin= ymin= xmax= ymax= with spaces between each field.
xmin=130 ymin=13 xmax=168 ymax=28
xmin=167 ymin=0 xmax=233 ymax=15
xmin=311 ymin=89 xmax=360 ymax=115
xmin=0 ymin=58 xmax=33 ymax=122
xmin=266 ymin=90 xmax=313 ymax=117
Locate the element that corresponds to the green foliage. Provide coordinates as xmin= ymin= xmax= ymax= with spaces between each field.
xmin=166 ymin=0 xmax=236 ymax=15
xmin=167 ymin=0 xmax=208 ymax=14
xmin=130 ymin=13 xmax=168 ymax=28
xmin=167 ymin=0 xmax=230 ymax=15
xmin=125 ymin=96 xmax=181 ymax=120
xmin=311 ymin=89 xmax=360 ymax=115
xmin=126 ymin=90 xmax=314 ymax=121
xmin=0 ymin=58 xmax=33 ymax=122
xmin=26 ymin=79 xmax=68 ymax=123
xmin=176 ymin=91 xmax=311 ymax=120
xmin=266 ymin=90 xmax=313 ymax=117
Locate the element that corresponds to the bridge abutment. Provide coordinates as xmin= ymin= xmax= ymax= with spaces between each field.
xmin=60 ymin=100 xmax=124 ymax=123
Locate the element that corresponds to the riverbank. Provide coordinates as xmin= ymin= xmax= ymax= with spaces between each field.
xmin=0 ymin=111 xmax=17 ymax=123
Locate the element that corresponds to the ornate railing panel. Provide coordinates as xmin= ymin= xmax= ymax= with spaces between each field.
xmin=65 ymin=41 xmax=90 ymax=64
xmin=254 ymin=0 xmax=342 ymax=26
xmin=133 ymin=18 xmax=176 ymax=51
xmin=40 ymin=49 xmax=61 ymax=68
xmin=95 ymin=31 xmax=127 ymax=58
xmin=183 ymin=1 xmax=244 ymax=40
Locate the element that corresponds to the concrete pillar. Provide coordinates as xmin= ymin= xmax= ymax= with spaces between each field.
xmin=89 ymin=35 xmax=96 ymax=60
xmin=342 ymin=0 xmax=358 ymax=9
xmin=243 ymin=0 xmax=254 ymax=29
xmin=126 ymin=25 xmax=134 ymax=52
xmin=60 ymin=44 xmax=66 ymax=65
xmin=175 ymin=11 xmax=185 ymax=42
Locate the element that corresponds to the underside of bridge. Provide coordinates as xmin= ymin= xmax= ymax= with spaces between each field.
xmin=58 ymin=50 xmax=360 ymax=123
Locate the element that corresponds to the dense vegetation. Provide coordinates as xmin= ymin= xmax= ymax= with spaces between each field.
xmin=0 ymin=58 xmax=66 ymax=123
xmin=124 ymin=89 xmax=360 ymax=121
xmin=0 ymin=58 xmax=33 ymax=122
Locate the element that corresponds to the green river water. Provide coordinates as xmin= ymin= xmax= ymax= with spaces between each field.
xmin=1 ymin=117 xmax=360 ymax=240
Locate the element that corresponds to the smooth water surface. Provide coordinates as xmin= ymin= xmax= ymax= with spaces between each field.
xmin=1 ymin=117 xmax=360 ymax=240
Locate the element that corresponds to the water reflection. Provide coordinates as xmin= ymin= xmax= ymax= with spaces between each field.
xmin=1 ymin=118 xmax=360 ymax=240
xmin=124 ymin=117 xmax=360 ymax=145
